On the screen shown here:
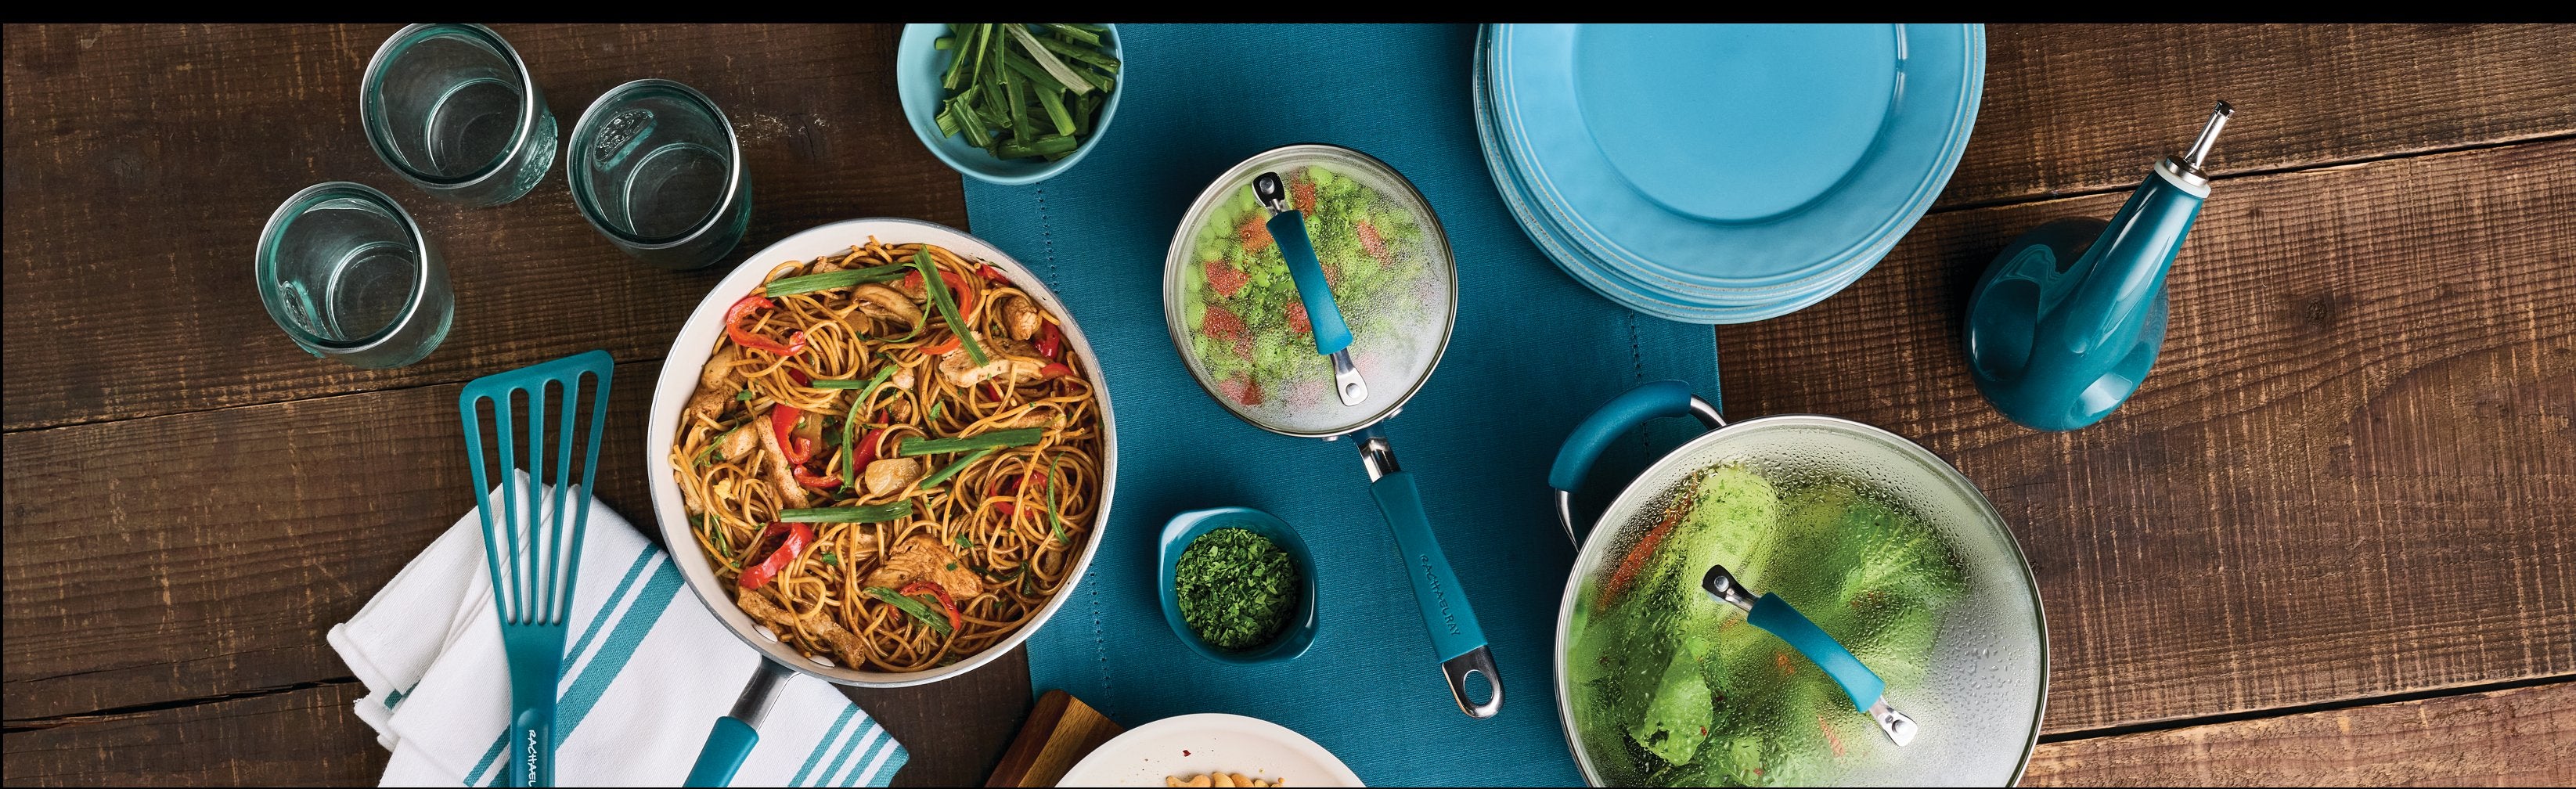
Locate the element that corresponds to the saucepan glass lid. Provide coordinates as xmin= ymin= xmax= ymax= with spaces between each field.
xmin=1163 ymin=144 xmax=1457 ymax=438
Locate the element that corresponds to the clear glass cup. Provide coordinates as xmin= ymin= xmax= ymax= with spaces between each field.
xmin=567 ymin=79 xmax=751 ymax=270
xmin=256 ymin=182 xmax=454 ymax=369
xmin=362 ymin=23 xmax=557 ymax=207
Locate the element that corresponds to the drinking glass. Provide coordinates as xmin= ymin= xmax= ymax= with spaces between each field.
xmin=362 ymin=23 xmax=557 ymax=207
xmin=256 ymin=182 xmax=454 ymax=369
xmin=567 ymin=79 xmax=751 ymax=269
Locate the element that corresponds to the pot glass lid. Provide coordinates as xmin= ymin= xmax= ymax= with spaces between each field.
xmin=1559 ymin=416 xmax=2045 ymax=787
xmin=1163 ymin=144 xmax=1457 ymax=438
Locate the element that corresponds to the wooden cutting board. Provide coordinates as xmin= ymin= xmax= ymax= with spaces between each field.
xmin=985 ymin=690 xmax=1126 ymax=787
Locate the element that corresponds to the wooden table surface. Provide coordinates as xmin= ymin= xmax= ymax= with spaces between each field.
xmin=4 ymin=23 xmax=2567 ymax=787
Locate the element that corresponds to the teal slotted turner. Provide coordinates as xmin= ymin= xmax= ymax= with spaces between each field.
xmin=459 ymin=350 xmax=614 ymax=787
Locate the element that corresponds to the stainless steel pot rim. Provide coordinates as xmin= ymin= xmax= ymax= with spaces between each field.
xmin=1549 ymin=410 xmax=2048 ymax=786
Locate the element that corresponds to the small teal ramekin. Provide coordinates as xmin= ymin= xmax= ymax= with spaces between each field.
xmin=894 ymin=23 xmax=1123 ymax=186
xmin=1158 ymin=507 xmax=1319 ymax=664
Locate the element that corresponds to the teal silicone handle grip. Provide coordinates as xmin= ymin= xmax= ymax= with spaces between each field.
xmin=1266 ymin=210 xmax=1354 ymax=355
xmin=684 ymin=715 xmax=759 ymax=787
xmin=1548 ymin=380 xmax=1696 ymax=493
xmin=1371 ymin=470 xmax=1486 ymax=661
xmin=1747 ymin=592 xmax=1885 ymax=712
xmin=506 ymin=708 xmax=553 ymax=787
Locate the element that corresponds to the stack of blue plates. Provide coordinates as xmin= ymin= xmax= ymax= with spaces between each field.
xmin=1474 ymin=24 xmax=1985 ymax=324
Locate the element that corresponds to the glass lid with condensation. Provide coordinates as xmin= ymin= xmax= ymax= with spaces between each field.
xmin=1558 ymin=416 xmax=2047 ymax=787
xmin=1164 ymin=145 xmax=1457 ymax=438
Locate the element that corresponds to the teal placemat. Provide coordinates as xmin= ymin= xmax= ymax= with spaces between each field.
xmin=963 ymin=23 xmax=1717 ymax=787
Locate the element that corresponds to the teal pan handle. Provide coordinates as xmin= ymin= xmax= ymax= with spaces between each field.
xmin=1547 ymin=380 xmax=1725 ymax=542
xmin=1747 ymin=592 xmax=1886 ymax=712
xmin=684 ymin=716 xmax=758 ymax=787
xmin=1265 ymin=204 xmax=1355 ymax=355
xmin=1361 ymin=434 xmax=1500 ymax=718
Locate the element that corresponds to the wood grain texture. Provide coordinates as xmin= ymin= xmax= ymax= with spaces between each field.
xmin=2 ymin=682 xmax=379 ymax=787
xmin=1 ymin=23 xmax=967 ymax=431
xmin=1716 ymin=140 xmax=2576 ymax=733
xmin=1952 ymin=23 xmax=2576 ymax=208
xmin=2024 ymin=682 xmax=2576 ymax=786
xmin=0 ymin=357 xmax=1032 ymax=787
xmin=985 ymin=690 xmax=1122 ymax=787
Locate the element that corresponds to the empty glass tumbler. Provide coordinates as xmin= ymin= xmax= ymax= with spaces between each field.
xmin=362 ymin=23 xmax=557 ymax=206
xmin=257 ymin=182 xmax=454 ymax=369
xmin=568 ymin=79 xmax=751 ymax=270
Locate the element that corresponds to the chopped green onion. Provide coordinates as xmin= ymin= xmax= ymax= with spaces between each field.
xmin=818 ymin=551 xmax=839 ymax=566
xmin=1046 ymin=456 xmax=1067 ymax=544
xmin=735 ymin=389 xmax=756 ymax=402
xmin=1030 ymin=34 xmax=1119 ymax=72
xmin=913 ymin=249 xmax=986 ymax=366
xmin=839 ymin=365 xmax=899 ymax=492
xmin=776 ymin=501 xmax=915 ymax=523
xmin=1007 ymin=25 xmax=1092 ymax=95
xmin=898 ymin=427 xmax=1043 ymax=456
xmin=933 ymin=36 xmax=956 ymax=50
xmin=1042 ymin=23 xmax=1099 ymax=45
xmin=763 ymin=264 xmax=911 ymax=297
xmin=918 ymin=447 xmax=996 ymax=489
xmin=865 ymin=586 xmax=954 ymax=636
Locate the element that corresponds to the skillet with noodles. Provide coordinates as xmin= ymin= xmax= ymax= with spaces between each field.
xmin=668 ymin=239 xmax=1102 ymax=672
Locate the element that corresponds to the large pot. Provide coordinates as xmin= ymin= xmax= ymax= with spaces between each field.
xmin=1545 ymin=381 xmax=2045 ymax=786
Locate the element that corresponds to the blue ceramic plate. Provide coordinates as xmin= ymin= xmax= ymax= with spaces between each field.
xmin=1474 ymin=31 xmax=1877 ymax=323
xmin=1490 ymin=23 xmax=1982 ymax=294
xmin=894 ymin=23 xmax=1124 ymax=186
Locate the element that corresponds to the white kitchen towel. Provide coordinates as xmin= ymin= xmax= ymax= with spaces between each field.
xmin=328 ymin=485 xmax=907 ymax=787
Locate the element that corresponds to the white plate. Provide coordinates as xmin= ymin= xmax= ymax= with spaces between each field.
xmin=643 ymin=217 xmax=1119 ymax=686
xmin=1057 ymin=714 xmax=1365 ymax=787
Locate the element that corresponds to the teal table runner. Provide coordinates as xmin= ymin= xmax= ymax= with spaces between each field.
xmin=961 ymin=23 xmax=1719 ymax=787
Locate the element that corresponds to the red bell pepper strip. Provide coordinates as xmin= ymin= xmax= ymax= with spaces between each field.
xmin=769 ymin=405 xmax=815 ymax=465
xmin=1036 ymin=363 xmax=1074 ymax=380
xmin=787 ymin=369 xmax=812 ymax=387
xmin=793 ymin=467 xmax=841 ymax=489
xmin=1036 ymin=322 xmax=1064 ymax=359
xmin=899 ymin=579 xmax=964 ymax=633
xmin=725 ymin=295 xmax=809 ymax=357
xmin=977 ymin=265 xmax=1011 ymax=285
xmin=736 ymin=522 xmax=814 ymax=590
xmin=922 ymin=334 xmax=964 ymax=356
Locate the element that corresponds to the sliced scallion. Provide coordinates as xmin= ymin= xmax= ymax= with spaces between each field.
xmin=896 ymin=427 xmax=1043 ymax=457
xmin=865 ymin=586 xmax=954 ymax=636
xmin=913 ymin=249 xmax=985 ymax=366
xmin=917 ymin=447 xmax=996 ymax=490
xmin=776 ymin=501 xmax=915 ymax=523
xmin=763 ymin=264 xmax=911 ymax=297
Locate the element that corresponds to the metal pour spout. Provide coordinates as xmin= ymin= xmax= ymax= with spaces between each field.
xmin=2167 ymin=101 xmax=2233 ymax=184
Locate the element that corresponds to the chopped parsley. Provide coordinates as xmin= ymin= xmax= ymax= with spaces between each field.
xmin=1173 ymin=528 xmax=1298 ymax=650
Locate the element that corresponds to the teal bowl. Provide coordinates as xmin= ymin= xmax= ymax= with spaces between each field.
xmin=894 ymin=23 xmax=1123 ymax=186
xmin=1158 ymin=507 xmax=1319 ymax=664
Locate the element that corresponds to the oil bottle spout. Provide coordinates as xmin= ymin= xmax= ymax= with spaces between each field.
xmin=2163 ymin=102 xmax=2233 ymax=186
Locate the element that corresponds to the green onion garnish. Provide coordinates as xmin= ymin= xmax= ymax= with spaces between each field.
xmin=865 ymin=586 xmax=955 ymax=636
xmin=913 ymin=249 xmax=985 ymax=366
xmin=762 ymin=264 xmax=911 ymax=297
xmin=897 ymin=428 xmax=1042 ymax=456
xmin=776 ymin=501 xmax=915 ymax=523
xmin=839 ymin=365 xmax=899 ymax=492
xmin=918 ymin=448 xmax=996 ymax=490
xmin=1046 ymin=456 xmax=1067 ymax=544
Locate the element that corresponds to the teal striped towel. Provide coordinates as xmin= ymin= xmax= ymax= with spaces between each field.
xmin=327 ymin=485 xmax=907 ymax=787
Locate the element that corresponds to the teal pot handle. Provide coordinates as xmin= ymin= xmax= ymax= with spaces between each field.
xmin=1257 ymin=172 xmax=1355 ymax=355
xmin=683 ymin=660 xmax=788 ymax=787
xmin=1547 ymin=380 xmax=1725 ymax=543
xmin=1362 ymin=434 xmax=1501 ymax=718
xmin=683 ymin=716 xmax=758 ymax=787
xmin=1748 ymin=593 xmax=1886 ymax=712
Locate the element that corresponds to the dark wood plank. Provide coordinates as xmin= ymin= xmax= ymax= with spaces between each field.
xmin=1951 ymin=23 xmax=2576 ymax=208
xmin=8 ymin=26 xmax=2573 ymax=432
xmin=1 ymin=23 xmax=967 ymax=431
xmin=2025 ymin=682 xmax=2576 ymax=786
xmin=1716 ymin=140 xmax=2576 ymax=733
xmin=0 ymin=355 xmax=1030 ymax=784
xmin=2 ymin=682 xmax=380 ymax=787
